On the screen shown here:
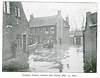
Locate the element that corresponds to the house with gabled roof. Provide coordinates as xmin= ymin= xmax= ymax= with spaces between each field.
xmin=28 ymin=10 xmax=70 ymax=48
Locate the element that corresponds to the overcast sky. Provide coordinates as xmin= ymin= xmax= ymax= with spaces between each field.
xmin=22 ymin=2 xmax=97 ymax=30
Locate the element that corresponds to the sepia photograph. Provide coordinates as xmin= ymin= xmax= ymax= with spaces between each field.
xmin=2 ymin=1 xmax=97 ymax=73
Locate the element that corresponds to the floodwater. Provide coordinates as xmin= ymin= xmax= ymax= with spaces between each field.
xmin=28 ymin=45 xmax=84 ymax=73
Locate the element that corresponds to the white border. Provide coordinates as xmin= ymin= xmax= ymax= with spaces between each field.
xmin=0 ymin=0 xmax=100 ymax=78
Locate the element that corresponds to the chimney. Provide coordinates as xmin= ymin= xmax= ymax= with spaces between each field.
xmin=30 ymin=14 xmax=34 ymax=21
xmin=65 ymin=16 xmax=70 ymax=26
xmin=57 ymin=10 xmax=61 ymax=15
xmin=66 ymin=16 xmax=69 ymax=24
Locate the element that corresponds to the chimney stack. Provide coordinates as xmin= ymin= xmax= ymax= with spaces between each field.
xmin=66 ymin=16 xmax=69 ymax=24
xmin=30 ymin=14 xmax=34 ymax=21
xmin=57 ymin=10 xmax=61 ymax=15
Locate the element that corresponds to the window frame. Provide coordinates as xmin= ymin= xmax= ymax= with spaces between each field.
xmin=6 ymin=1 xmax=10 ymax=14
xmin=18 ymin=8 xmax=21 ymax=17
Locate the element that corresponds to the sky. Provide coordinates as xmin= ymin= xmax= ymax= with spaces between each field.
xmin=22 ymin=2 xmax=97 ymax=31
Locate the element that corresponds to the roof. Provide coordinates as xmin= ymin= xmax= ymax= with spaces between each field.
xmin=29 ymin=14 xmax=69 ymax=27
xmin=82 ymin=12 xmax=97 ymax=31
xmin=90 ymin=12 xmax=97 ymax=24
xmin=70 ymin=30 xmax=83 ymax=37
xmin=29 ymin=15 xmax=58 ymax=27
xmin=74 ymin=31 xmax=83 ymax=37
xmin=87 ymin=12 xmax=97 ymax=27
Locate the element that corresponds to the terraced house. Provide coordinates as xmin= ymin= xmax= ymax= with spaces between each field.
xmin=3 ymin=2 xmax=28 ymax=61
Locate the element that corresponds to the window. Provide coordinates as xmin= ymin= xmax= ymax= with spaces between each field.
xmin=76 ymin=37 xmax=81 ymax=45
xmin=45 ymin=27 xmax=49 ymax=34
xmin=15 ymin=7 xmax=21 ymax=18
xmin=3 ymin=2 xmax=6 ymax=13
xmin=16 ymin=34 xmax=22 ymax=49
xmin=18 ymin=8 xmax=21 ymax=17
xmin=51 ymin=27 xmax=54 ymax=30
xmin=50 ymin=27 xmax=55 ymax=34
xmin=17 ymin=18 xmax=19 ymax=24
xmin=45 ymin=30 xmax=49 ymax=34
xmin=6 ymin=2 xmax=10 ymax=14
xmin=15 ymin=7 xmax=17 ymax=16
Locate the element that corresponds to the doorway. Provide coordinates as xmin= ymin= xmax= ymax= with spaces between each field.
xmin=23 ymin=34 xmax=26 ymax=53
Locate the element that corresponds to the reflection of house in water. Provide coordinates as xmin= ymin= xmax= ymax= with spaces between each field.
xmin=28 ymin=10 xmax=70 ymax=47
xmin=3 ymin=2 xmax=28 ymax=61
xmin=83 ymin=12 xmax=97 ymax=72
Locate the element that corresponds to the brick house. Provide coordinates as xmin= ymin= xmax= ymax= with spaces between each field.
xmin=3 ymin=2 xmax=28 ymax=61
xmin=28 ymin=11 xmax=70 ymax=48
xmin=83 ymin=12 xmax=97 ymax=72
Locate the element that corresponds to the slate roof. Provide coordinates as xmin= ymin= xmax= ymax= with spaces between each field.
xmin=82 ymin=12 xmax=97 ymax=31
xmin=29 ymin=14 xmax=68 ymax=27
xmin=29 ymin=15 xmax=58 ymax=27
xmin=90 ymin=12 xmax=97 ymax=25
xmin=87 ymin=12 xmax=97 ymax=27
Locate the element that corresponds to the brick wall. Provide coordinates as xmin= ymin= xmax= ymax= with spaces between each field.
xmin=3 ymin=2 xmax=28 ymax=61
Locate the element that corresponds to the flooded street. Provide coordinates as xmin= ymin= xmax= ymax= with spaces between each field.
xmin=28 ymin=45 xmax=84 ymax=73
xmin=62 ymin=46 xmax=84 ymax=72
xmin=2 ymin=2 xmax=97 ymax=74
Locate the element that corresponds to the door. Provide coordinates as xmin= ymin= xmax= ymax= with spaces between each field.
xmin=23 ymin=34 xmax=26 ymax=53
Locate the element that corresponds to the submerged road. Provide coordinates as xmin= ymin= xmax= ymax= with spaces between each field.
xmin=28 ymin=46 xmax=84 ymax=73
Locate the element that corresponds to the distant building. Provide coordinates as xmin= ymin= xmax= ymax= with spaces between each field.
xmin=29 ymin=10 xmax=70 ymax=48
xmin=83 ymin=12 xmax=97 ymax=72
xmin=69 ymin=30 xmax=83 ymax=47
xmin=73 ymin=31 xmax=83 ymax=46
xmin=3 ymin=2 xmax=28 ymax=61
